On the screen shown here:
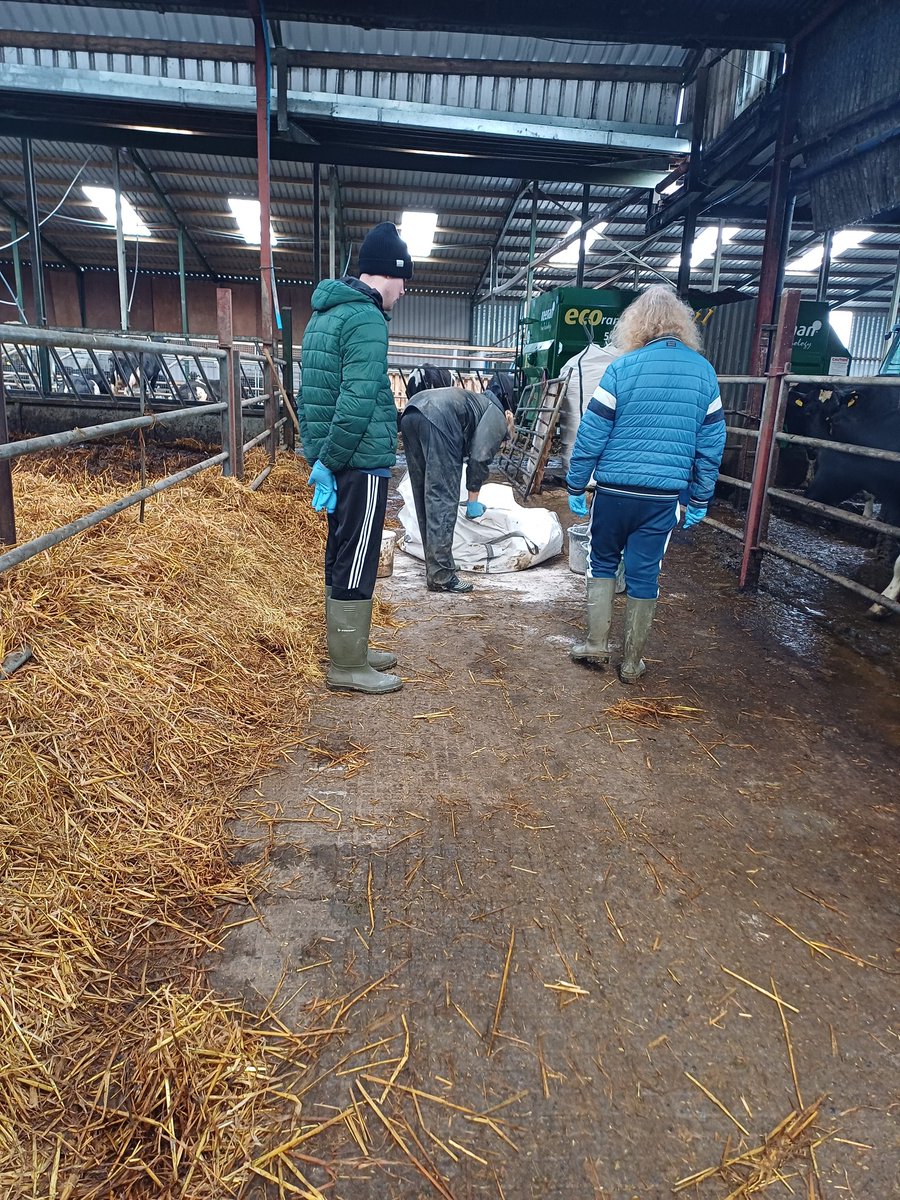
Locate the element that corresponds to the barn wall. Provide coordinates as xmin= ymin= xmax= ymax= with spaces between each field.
xmin=2 ymin=268 xmax=315 ymax=341
xmin=386 ymin=293 xmax=472 ymax=368
xmin=846 ymin=308 xmax=892 ymax=376
xmin=471 ymin=299 xmax=522 ymax=351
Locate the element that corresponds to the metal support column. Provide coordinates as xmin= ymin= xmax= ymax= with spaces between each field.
xmin=112 ymin=150 xmax=129 ymax=331
xmin=739 ymin=288 xmax=801 ymax=590
xmin=816 ymin=229 xmax=833 ymax=303
xmin=22 ymin=139 xmax=45 ymax=329
xmin=253 ymin=8 xmax=274 ymax=347
xmin=10 ymin=216 xmax=24 ymax=318
xmin=22 ymin=138 xmax=51 ymax=393
xmin=217 ymin=288 xmax=244 ymax=480
xmin=576 ymin=183 xmax=590 ymax=287
xmin=676 ymin=210 xmax=697 ymax=297
xmin=772 ymin=191 xmax=796 ymax=323
xmin=280 ymin=304 xmax=294 ymax=449
xmin=328 ymin=168 xmax=336 ymax=279
xmin=711 ymin=219 xmax=724 ymax=291
xmin=177 ymin=226 xmax=189 ymax=336
xmin=0 ymin=370 xmax=15 ymax=545
xmin=111 ymin=148 xmax=130 ymax=333
xmin=75 ymin=270 xmax=87 ymax=327
xmin=313 ymin=162 xmax=322 ymax=286
xmin=524 ymin=185 xmax=537 ymax=313
xmin=75 ymin=271 xmax=87 ymax=326
xmin=749 ymin=66 xmax=795 ymax=374
xmin=677 ymin=63 xmax=709 ymax=299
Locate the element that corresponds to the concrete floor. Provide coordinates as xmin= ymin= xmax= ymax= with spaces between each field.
xmin=211 ymin=491 xmax=900 ymax=1200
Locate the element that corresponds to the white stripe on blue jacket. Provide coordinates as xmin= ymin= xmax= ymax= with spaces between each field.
xmin=565 ymin=335 xmax=726 ymax=505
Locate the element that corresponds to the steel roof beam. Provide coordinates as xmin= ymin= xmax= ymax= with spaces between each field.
xmin=0 ymin=33 xmax=685 ymax=84
xmin=0 ymin=64 xmax=687 ymax=158
xmin=0 ymin=119 xmax=673 ymax=188
xmin=473 ymin=182 xmax=532 ymax=299
xmin=128 ymin=149 xmax=220 ymax=278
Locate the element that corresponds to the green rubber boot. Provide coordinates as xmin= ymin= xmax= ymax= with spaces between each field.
xmin=570 ymin=577 xmax=616 ymax=667
xmin=326 ymin=587 xmax=397 ymax=670
xmin=326 ymin=599 xmax=403 ymax=694
xmin=619 ymin=597 xmax=657 ymax=684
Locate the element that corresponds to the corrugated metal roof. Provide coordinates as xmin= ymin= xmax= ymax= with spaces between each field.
xmin=0 ymin=8 xmax=898 ymax=308
xmin=1 ymin=5 xmax=688 ymax=68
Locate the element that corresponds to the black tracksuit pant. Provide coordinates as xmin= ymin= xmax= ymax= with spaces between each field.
xmin=400 ymin=408 xmax=464 ymax=588
xmin=324 ymin=468 xmax=388 ymax=601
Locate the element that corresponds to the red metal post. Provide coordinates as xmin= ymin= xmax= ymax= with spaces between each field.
xmin=0 ymin=368 xmax=16 ymax=545
xmin=217 ymin=288 xmax=244 ymax=480
xmin=739 ymin=288 xmax=802 ymax=590
xmin=748 ymin=65 xmax=795 ymax=377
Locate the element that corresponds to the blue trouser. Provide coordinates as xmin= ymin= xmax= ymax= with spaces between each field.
xmin=588 ymin=489 xmax=679 ymax=599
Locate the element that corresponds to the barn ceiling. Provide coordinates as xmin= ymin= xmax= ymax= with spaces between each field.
xmin=0 ymin=2 xmax=898 ymax=312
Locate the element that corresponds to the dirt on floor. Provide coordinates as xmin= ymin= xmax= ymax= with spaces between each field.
xmin=210 ymin=482 xmax=900 ymax=1200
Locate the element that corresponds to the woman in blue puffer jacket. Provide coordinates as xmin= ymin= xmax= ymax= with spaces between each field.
xmin=565 ymin=285 xmax=726 ymax=683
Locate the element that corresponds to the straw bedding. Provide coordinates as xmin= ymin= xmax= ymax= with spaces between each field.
xmin=0 ymin=447 xmax=385 ymax=1198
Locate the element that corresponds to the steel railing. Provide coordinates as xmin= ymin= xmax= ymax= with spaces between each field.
xmin=708 ymin=294 xmax=900 ymax=618
xmin=0 ymin=290 xmax=293 ymax=574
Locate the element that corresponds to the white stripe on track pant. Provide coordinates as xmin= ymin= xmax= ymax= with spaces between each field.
xmin=324 ymin=469 xmax=389 ymax=601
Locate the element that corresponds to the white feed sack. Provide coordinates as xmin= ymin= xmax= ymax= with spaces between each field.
xmin=397 ymin=475 xmax=563 ymax=573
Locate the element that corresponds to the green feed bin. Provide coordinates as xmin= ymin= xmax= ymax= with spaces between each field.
xmin=519 ymin=287 xmax=638 ymax=388
xmin=791 ymin=300 xmax=853 ymax=375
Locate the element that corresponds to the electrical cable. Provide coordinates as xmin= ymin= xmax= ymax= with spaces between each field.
xmin=0 ymin=149 xmax=92 ymax=251
xmin=0 ymin=228 xmax=29 ymax=253
xmin=39 ymin=150 xmax=94 ymax=227
xmin=0 ymin=268 xmax=26 ymax=321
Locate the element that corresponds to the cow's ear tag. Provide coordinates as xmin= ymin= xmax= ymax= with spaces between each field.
xmin=795 ymin=398 xmax=804 ymax=407
xmin=847 ymin=393 xmax=858 ymax=406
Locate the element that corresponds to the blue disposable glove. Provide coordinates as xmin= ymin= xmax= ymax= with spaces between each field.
xmin=308 ymin=461 xmax=337 ymax=514
xmin=683 ymin=503 xmax=707 ymax=529
xmin=465 ymin=500 xmax=486 ymax=519
xmin=568 ymin=493 xmax=589 ymax=517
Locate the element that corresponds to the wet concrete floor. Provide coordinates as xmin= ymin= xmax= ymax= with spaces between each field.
xmin=211 ymin=487 xmax=899 ymax=1200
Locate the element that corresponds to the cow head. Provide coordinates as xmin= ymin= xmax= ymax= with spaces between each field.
xmin=784 ymin=383 xmax=834 ymax=437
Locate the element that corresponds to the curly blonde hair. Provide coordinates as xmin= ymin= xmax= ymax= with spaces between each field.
xmin=609 ymin=284 xmax=702 ymax=353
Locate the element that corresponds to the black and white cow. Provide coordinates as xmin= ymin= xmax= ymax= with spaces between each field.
xmin=784 ymin=383 xmax=900 ymax=616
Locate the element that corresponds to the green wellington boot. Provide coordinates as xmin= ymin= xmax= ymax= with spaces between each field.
xmin=570 ymin=576 xmax=616 ymax=666
xmin=325 ymin=587 xmax=397 ymax=670
xmin=619 ymin=597 xmax=658 ymax=684
xmin=326 ymin=599 xmax=403 ymax=694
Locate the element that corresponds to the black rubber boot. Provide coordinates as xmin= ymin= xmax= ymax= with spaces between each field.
xmin=427 ymin=574 xmax=473 ymax=594
xmin=619 ymin=597 xmax=657 ymax=684
xmin=570 ymin=577 xmax=616 ymax=666
xmin=326 ymin=600 xmax=402 ymax=694
xmin=325 ymin=587 xmax=397 ymax=670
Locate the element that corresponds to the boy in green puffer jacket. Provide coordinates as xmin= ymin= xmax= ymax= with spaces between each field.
xmin=298 ymin=222 xmax=412 ymax=695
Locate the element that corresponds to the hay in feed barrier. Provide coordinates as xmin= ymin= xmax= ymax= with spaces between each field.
xmin=0 ymin=449 xmax=393 ymax=1198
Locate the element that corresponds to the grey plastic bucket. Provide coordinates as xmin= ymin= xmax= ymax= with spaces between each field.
xmin=568 ymin=522 xmax=591 ymax=574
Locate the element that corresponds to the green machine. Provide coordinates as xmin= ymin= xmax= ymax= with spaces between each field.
xmin=519 ymin=287 xmax=638 ymax=388
xmin=518 ymin=289 xmax=853 ymax=388
xmin=792 ymin=301 xmax=853 ymax=375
